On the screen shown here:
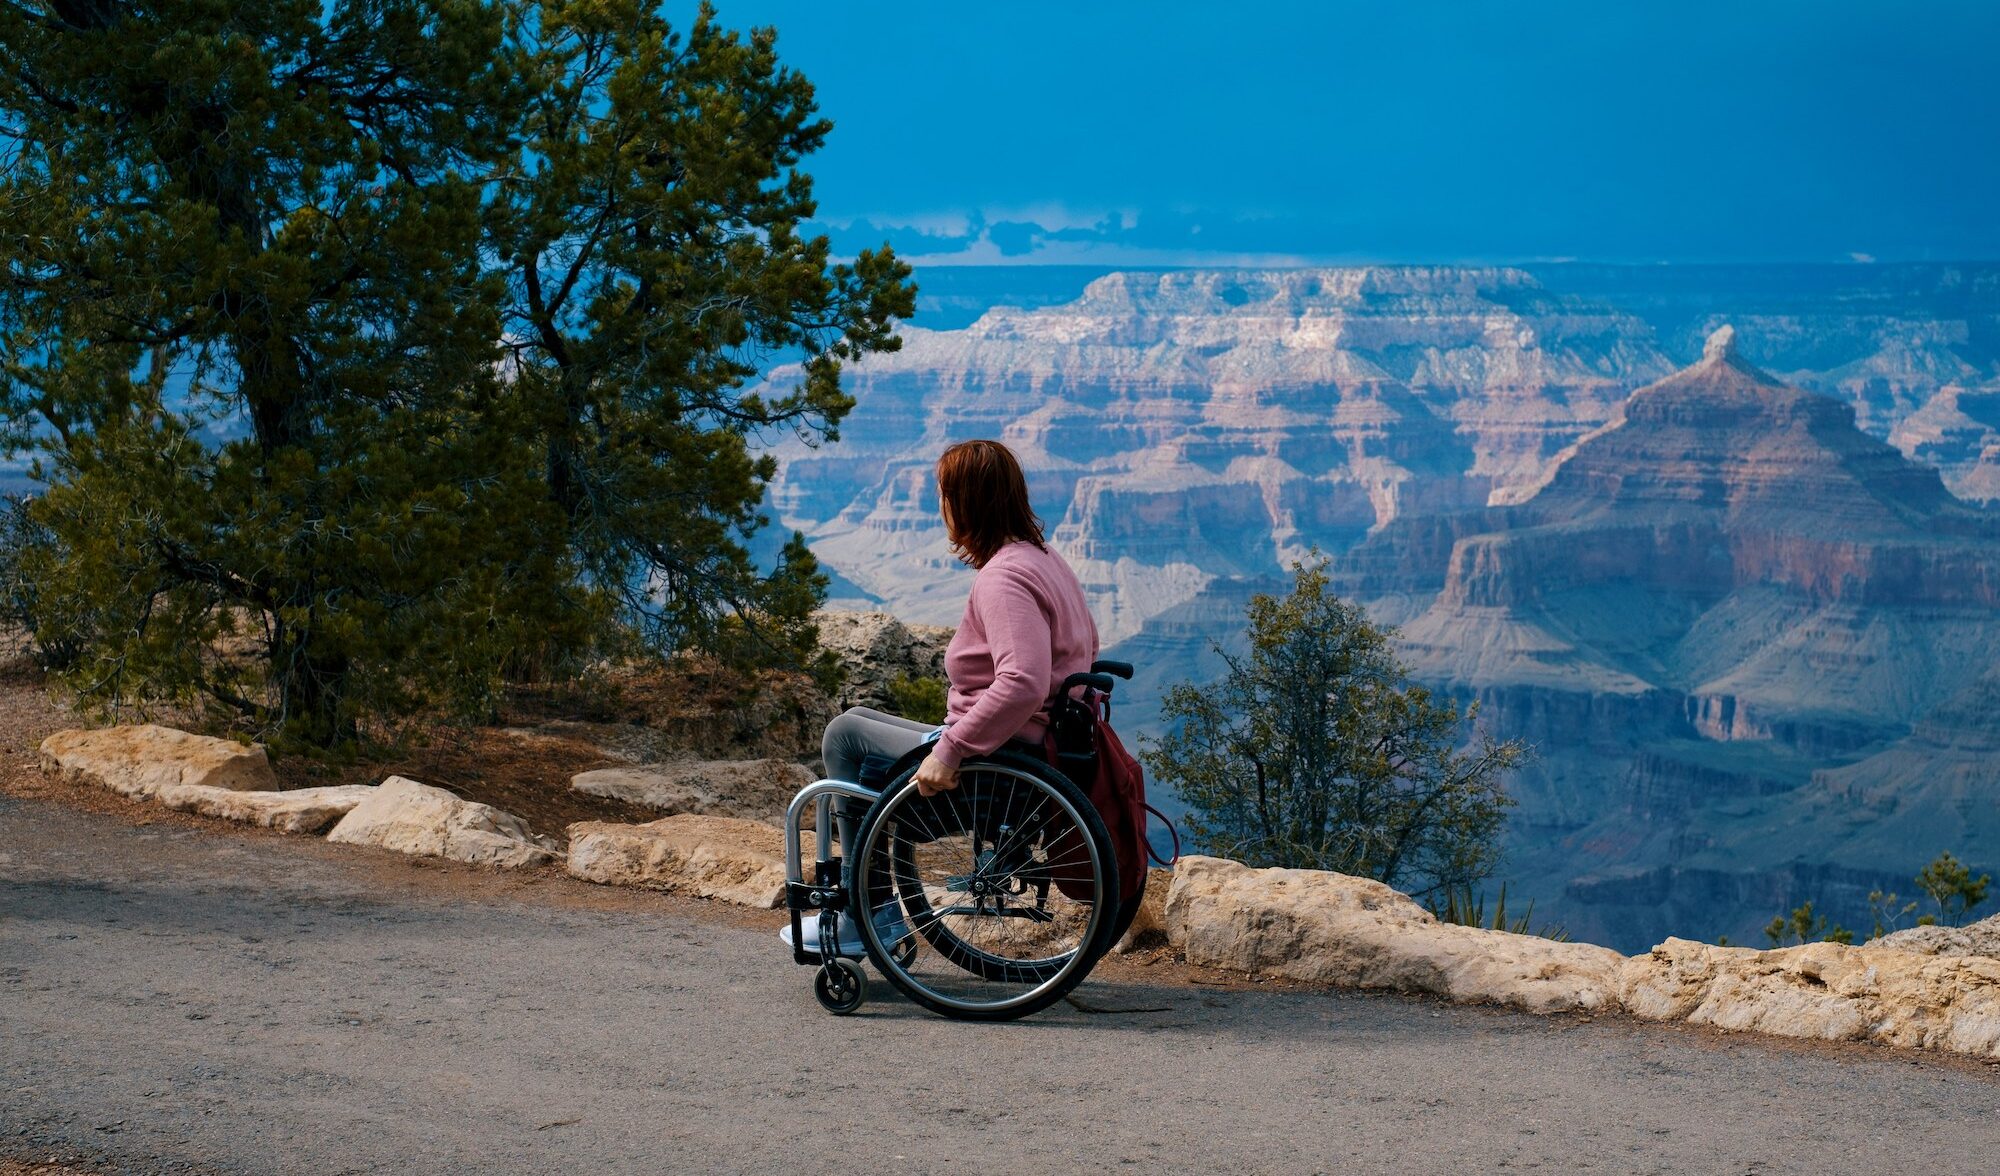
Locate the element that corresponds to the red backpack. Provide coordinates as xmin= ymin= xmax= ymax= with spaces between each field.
xmin=1041 ymin=677 xmax=1165 ymax=903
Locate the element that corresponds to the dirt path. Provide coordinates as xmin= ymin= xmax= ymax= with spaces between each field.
xmin=6 ymin=789 xmax=2000 ymax=1176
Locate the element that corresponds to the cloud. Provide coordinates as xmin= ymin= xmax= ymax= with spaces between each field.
xmin=819 ymin=210 xmax=976 ymax=238
xmin=810 ymin=206 xmax=1339 ymax=267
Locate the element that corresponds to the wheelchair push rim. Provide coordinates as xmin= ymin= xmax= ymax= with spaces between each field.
xmin=850 ymin=752 xmax=1120 ymax=1020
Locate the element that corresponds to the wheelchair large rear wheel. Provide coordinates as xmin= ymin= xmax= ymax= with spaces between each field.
xmin=851 ymin=749 xmax=1119 ymax=1021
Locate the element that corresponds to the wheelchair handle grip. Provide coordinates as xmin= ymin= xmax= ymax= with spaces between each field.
xmin=1063 ymin=671 xmax=1117 ymax=695
xmin=1090 ymin=659 xmax=1134 ymax=680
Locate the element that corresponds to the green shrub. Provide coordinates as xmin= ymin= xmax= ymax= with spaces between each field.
xmin=1915 ymin=850 xmax=1990 ymax=927
xmin=1146 ymin=556 xmax=1525 ymax=898
xmin=1764 ymin=901 xmax=1853 ymax=947
xmin=1866 ymin=889 xmax=1919 ymax=941
xmin=1427 ymin=883 xmax=1569 ymax=941
xmin=885 ymin=673 xmax=947 ymax=725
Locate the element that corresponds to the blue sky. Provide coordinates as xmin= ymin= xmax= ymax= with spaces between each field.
xmin=711 ymin=1 xmax=2000 ymax=265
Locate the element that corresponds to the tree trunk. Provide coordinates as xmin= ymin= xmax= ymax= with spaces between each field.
xmin=273 ymin=626 xmax=357 ymax=747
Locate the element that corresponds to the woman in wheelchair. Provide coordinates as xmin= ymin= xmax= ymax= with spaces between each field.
xmin=784 ymin=439 xmax=1134 ymax=1019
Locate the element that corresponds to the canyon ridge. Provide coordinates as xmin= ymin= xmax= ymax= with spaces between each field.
xmin=761 ymin=264 xmax=2000 ymax=950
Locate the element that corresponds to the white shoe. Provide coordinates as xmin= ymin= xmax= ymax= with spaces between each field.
xmin=780 ymin=901 xmax=911 ymax=959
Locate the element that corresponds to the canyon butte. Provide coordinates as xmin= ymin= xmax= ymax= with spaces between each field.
xmin=763 ymin=265 xmax=2000 ymax=950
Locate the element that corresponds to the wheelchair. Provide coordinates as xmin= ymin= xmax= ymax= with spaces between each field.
xmin=782 ymin=660 xmax=1144 ymax=1021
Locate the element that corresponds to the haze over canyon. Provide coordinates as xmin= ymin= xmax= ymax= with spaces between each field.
xmin=762 ymin=264 xmax=2000 ymax=950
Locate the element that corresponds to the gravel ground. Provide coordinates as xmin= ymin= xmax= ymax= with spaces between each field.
xmin=6 ymin=670 xmax=2000 ymax=1173
xmin=7 ymin=788 xmax=2000 ymax=1176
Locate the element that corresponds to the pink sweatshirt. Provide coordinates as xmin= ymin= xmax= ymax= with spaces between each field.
xmin=934 ymin=540 xmax=1100 ymax=770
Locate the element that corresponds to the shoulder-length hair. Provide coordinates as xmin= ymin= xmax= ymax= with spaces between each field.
xmin=936 ymin=440 xmax=1046 ymax=568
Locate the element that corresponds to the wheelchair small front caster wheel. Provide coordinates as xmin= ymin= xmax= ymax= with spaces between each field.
xmin=815 ymin=958 xmax=867 ymax=1015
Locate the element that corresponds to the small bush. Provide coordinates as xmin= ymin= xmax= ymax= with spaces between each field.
xmin=1915 ymin=850 xmax=1990 ymax=927
xmin=1764 ymin=901 xmax=1852 ymax=947
xmin=1146 ymin=556 xmax=1526 ymax=898
xmin=885 ymin=673 xmax=947 ymax=725
xmin=0 ymin=494 xmax=86 ymax=671
xmin=1866 ymin=889 xmax=1919 ymax=941
xmin=1427 ymin=883 xmax=1569 ymax=941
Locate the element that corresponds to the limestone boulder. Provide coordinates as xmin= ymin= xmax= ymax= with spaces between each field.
xmin=570 ymin=758 xmax=813 ymax=825
xmin=156 ymin=783 xmax=377 ymax=834
xmin=1872 ymin=913 xmax=2000 ymax=958
xmin=1620 ymin=936 xmax=2000 ymax=1056
xmin=566 ymin=813 xmax=788 ymax=907
xmin=39 ymin=725 xmax=276 ymax=800
xmin=326 ymin=776 xmax=557 ymax=868
xmin=1164 ymin=855 xmax=1626 ymax=1014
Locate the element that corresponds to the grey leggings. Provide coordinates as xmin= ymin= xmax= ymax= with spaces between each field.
xmin=821 ymin=705 xmax=939 ymax=785
xmin=821 ymin=706 xmax=939 ymax=855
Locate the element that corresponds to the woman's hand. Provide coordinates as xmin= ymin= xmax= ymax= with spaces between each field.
xmin=914 ymin=751 xmax=959 ymax=797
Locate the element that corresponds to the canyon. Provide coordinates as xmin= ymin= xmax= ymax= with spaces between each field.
xmin=762 ymin=264 xmax=2000 ymax=950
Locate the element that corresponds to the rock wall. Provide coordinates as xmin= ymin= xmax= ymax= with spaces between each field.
xmin=327 ymin=776 xmax=558 ymax=869
xmin=1167 ymin=856 xmax=1628 ymax=1014
xmin=1171 ymin=855 xmax=2000 ymax=1061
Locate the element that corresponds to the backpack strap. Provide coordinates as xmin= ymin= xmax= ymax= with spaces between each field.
xmin=1143 ymin=803 xmax=1181 ymax=867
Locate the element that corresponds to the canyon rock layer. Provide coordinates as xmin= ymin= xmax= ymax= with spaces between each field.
xmin=1325 ymin=328 xmax=2000 ymax=949
xmin=764 ymin=265 xmax=2000 ymax=950
xmin=772 ymin=267 xmax=1674 ymax=642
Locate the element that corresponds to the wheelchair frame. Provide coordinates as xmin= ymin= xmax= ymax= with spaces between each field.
xmin=782 ymin=660 xmax=1137 ymax=1019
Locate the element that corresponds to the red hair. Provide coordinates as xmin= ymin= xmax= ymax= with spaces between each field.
xmin=936 ymin=440 xmax=1046 ymax=568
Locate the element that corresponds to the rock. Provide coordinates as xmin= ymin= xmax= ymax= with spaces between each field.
xmin=1890 ymin=384 xmax=2000 ymax=504
xmin=38 ymin=725 xmax=277 ymax=800
xmin=1164 ymin=856 xmax=1626 ymax=1014
xmin=1112 ymin=867 xmax=1175 ymax=953
xmin=1701 ymin=323 xmax=1739 ymax=364
xmin=565 ymin=814 xmax=788 ymax=907
xmin=155 ymin=783 xmax=377 ymax=834
xmin=570 ymin=759 xmax=813 ymax=825
xmin=1620 ymin=937 xmax=2000 ymax=1056
xmin=1617 ymin=937 xmax=1762 ymax=1023
xmin=326 ymin=776 xmax=557 ymax=868
xmin=1872 ymin=913 xmax=2000 ymax=958
xmin=811 ymin=610 xmax=953 ymax=712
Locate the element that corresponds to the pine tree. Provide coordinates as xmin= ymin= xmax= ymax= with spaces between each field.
xmin=1915 ymin=850 xmax=1991 ymax=927
xmin=0 ymin=0 xmax=912 ymax=746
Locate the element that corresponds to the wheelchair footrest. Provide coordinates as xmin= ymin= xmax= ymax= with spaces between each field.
xmin=787 ymin=880 xmax=845 ymax=912
xmin=788 ymin=855 xmax=846 ymax=913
